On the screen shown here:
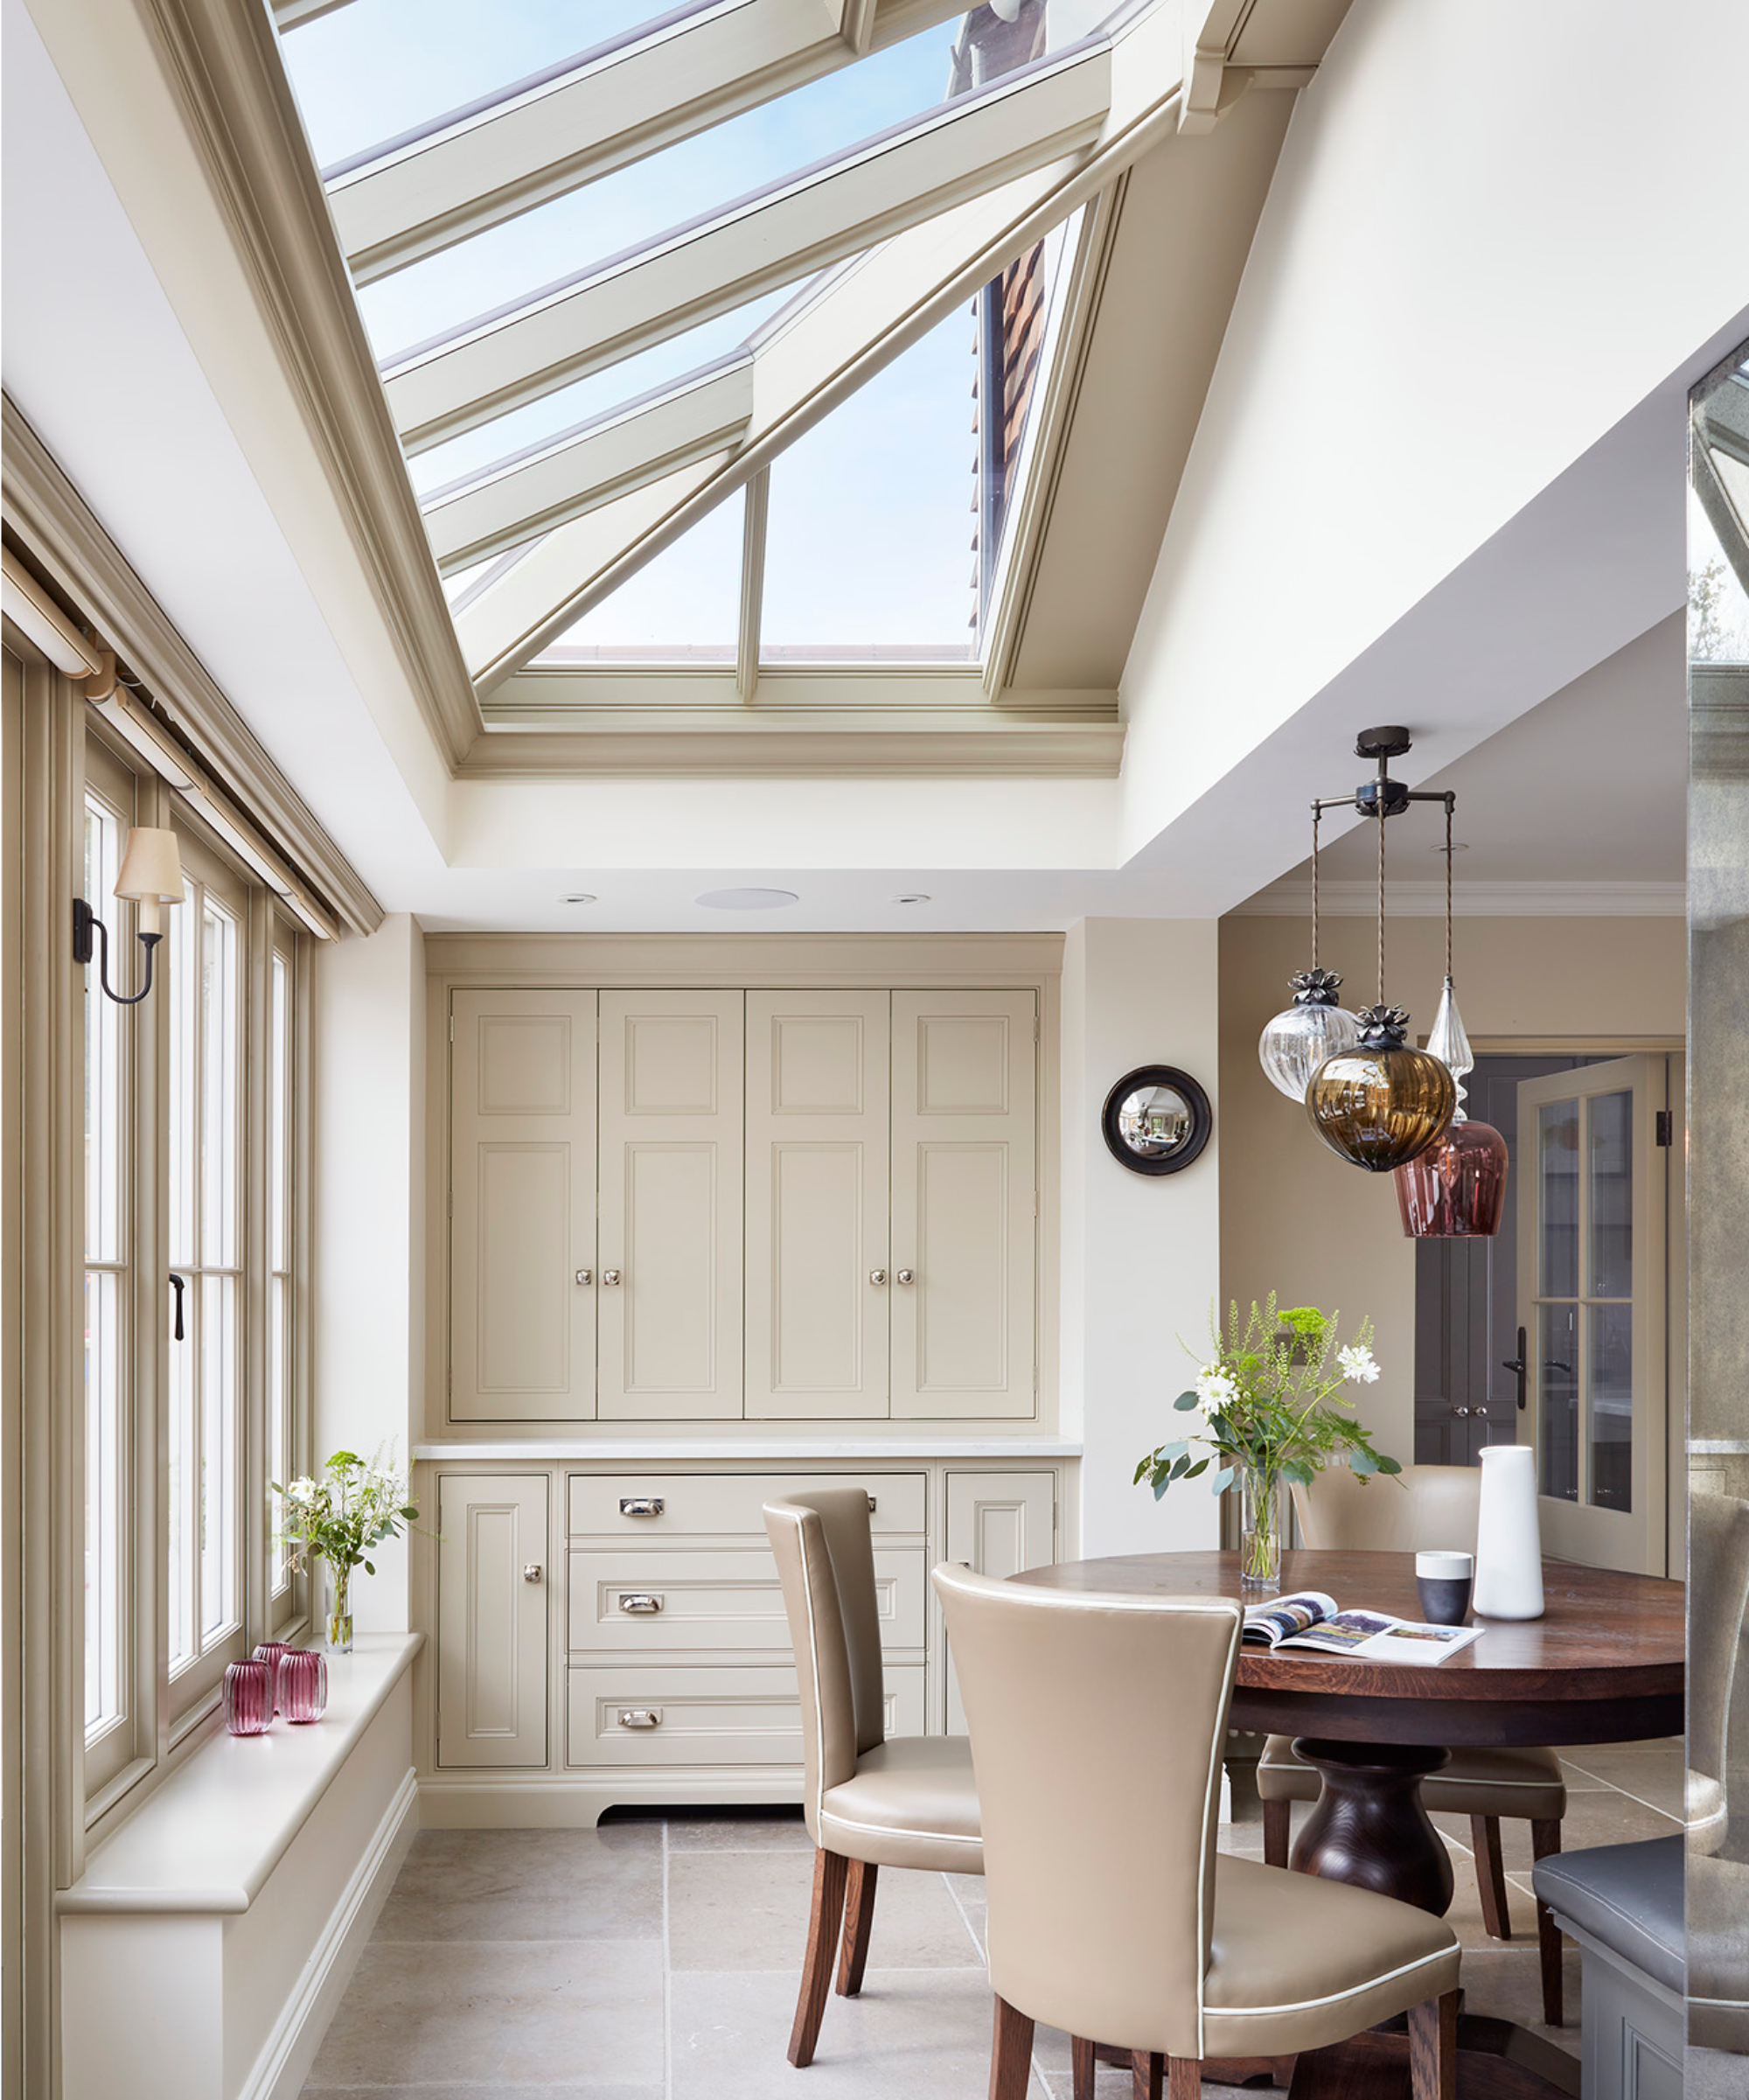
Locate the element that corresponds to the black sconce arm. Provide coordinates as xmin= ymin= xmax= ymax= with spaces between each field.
xmin=72 ymin=899 xmax=161 ymax=1007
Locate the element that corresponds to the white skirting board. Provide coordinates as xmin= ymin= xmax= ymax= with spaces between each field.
xmin=242 ymin=1766 xmax=419 ymax=2100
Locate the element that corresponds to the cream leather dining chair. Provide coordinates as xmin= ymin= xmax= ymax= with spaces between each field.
xmin=763 ymin=1491 xmax=982 ymax=2068
xmin=1257 ymin=1462 xmax=1569 ymax=2025
xmin=935 ymin=1563 xmax=1461 ymax=2099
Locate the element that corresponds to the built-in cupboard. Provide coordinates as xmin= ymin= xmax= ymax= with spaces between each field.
xmin=448 ymin=987 xmax=1040 ymax=1423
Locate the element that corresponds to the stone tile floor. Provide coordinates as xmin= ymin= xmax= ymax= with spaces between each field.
xmin=303 ymin=1741 xmax=1683 ymax=2099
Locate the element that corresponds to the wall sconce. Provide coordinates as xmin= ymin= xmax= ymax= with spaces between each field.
xmin=73 ymin=827 xmax=183 ymax=1006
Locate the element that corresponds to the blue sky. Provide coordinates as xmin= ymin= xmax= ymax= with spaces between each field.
xmin=279 ymin=3 xmax=1000 ymax=654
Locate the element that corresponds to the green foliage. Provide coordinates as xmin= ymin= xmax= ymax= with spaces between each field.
xmin=1134 ymin=1294 xmax=1401 ymax=1506
xmin=274 ymin=1447 xmax=426 ymax=1576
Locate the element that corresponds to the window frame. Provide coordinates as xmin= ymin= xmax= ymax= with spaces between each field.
xmin=80 ymin=722 xmax=312 ymax=1811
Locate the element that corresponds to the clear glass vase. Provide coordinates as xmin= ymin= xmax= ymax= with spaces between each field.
xmin=325 ymin=1563 xmax=353 ymax=1654
xmin=1239 ymin=1466 xmax=1282 ymax=1589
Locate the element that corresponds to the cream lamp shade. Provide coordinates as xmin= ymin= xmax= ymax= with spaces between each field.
xmin=114 ymin=827 xmax=184 ymax=937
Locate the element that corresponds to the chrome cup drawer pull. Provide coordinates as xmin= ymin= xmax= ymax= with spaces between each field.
xmin=617 ymin=1708 xmax=662 ymax=1729
xmin=618 ymin=1497 xmax=664 ymax=1517
xmin=617 ymin=1593 xmax=663 ymax=1614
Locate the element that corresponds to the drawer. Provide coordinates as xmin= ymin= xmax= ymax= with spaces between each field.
xmin=568 ymin=1664 xmax=925 ymax=1769
xmin=567 ymin=1546 xmax=926 ymax=1656
xmin=567 ymin=1470 xmax=926 ymax=1540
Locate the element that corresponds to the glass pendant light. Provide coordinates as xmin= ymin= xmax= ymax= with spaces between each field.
xmin=1306 ymin=792 xmax=1455 ymax=1172
xmin=1258 ymin=806 xmax=1362 ymax=1100
xmin=1393 ymin=801 xmax=1509 ymax=1233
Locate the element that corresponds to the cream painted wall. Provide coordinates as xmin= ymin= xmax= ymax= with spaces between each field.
xmin=313 ymin=914 xmax=427 ymax=1631
xmin=1062 ymin=919 xmax=1222 ymax=1557
xmin=1218 ymin=915 xmax=1685 ymax=1463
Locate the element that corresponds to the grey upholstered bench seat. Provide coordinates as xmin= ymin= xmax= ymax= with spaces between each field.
xmin=1531 ymin=1833 xmax=1685 ymax=1995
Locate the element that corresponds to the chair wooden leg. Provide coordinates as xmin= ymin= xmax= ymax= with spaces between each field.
xmin=990 ymin=1994 xmax=1035 ymax=2100
xmin=1408 ymin=1989 xmax=1460 ymax=2100
xmin=1531 ymin=1817 xmax=1564 ymax=2027
xmin=1131 ymin=2051 xmax=1163 ymax=2100
xmin=836 ymin=1859 xmax=878 ymax=1997
xmin=1263 ymin=1797 xmax=1292 ymax=1870
xmin=1070 ymin=2036 xmax=1097 ymax=2100
xmin=1167 ymin=2059 xmax=1201 ymax=2100
xmin=1470 ymin=1813 xmax=1512 ymax=1939
xmin=788 ymin=1848 xmax=849 ymax=2068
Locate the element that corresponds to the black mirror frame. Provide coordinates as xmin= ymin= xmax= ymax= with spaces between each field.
xmin=1100 ymin=1064 xmax=1213 ymax=1176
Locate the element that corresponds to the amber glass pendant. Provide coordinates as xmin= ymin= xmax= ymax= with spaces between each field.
xmin=1306 ymin=1005 xmax=1456 ymax=1172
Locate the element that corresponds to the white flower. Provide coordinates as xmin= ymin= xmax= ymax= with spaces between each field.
xmin=1195 ymin=1365 xmax=1239 ymax=1409
xmin=1338 ymin=1344 xmax=1381 ymax=1385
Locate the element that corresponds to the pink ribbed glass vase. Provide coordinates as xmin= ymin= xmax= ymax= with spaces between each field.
xmin=277 ymin=1650 xmax=329 ymax=1725
xmin=253 ymin=1642 xmax=292 ymax=1713
xmin=223 ymin=1658 xmax=275 ymax=1735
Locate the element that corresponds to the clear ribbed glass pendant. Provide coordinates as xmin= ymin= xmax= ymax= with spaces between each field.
xmin=1258 ymin=968 xmax=1362 ymax=1102
xmin=1425 ymin=976 xmax=1474 ymax=1121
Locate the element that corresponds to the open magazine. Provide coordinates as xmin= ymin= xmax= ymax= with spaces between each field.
xmin=1242 ymin=1590 xmax=1481 ymax=1664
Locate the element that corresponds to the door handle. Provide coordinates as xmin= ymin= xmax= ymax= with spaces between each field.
xmin=603 ymin=1268 xmax=622 ymax=1286
xmin=869 ymin=1268 xmax=888 ymax=1286
xmin=617 ymin=1709 xmax=662 ymax=1729
xmin=523 ymin=1563 xmax=543 ymax=1583
xmin=1502 ymin=1327 xmax=1529 ymax=1411
xmin=575 ymin=1267 xmax=593 ymax=1286
xmin=619 ymin=1497 xmax=663 ymax=1517
xmin=617 ymin=1593 xmax=663 ymax=1614
xmin=895 ymin=1268 xmax=915 ymax=1285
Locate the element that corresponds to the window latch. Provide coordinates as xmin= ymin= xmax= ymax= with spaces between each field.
xmin=169 ymin=1272 xmax=186 ymax=1343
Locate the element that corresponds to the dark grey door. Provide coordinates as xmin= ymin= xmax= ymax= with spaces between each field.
xmin=1412 ymin=1055 xmax=1606 ymax=1465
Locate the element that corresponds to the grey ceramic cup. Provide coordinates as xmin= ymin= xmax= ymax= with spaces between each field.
xmin=1415 ymin=1549 xmax=1474 ymax=1627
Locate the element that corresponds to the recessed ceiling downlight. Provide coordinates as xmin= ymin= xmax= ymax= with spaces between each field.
xmin=694 ymin=887 xmax=799 ymax=910
xmin=561 ymin=892 xmax=597 ymax=903
xmin=894 ymin=893 xmax=931 ymax=905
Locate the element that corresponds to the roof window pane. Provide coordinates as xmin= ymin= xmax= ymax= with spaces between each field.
xmin=533 ymin=488 xmax=743 ymax=666
xmin=759 ymin=311 xmax=978 ymax=664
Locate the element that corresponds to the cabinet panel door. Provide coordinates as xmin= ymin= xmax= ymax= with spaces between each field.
xmin=598 ymin=992 xmax=744 ymax=1420
xmin=437 ymin=1475 xmax=549 ymax=1768
xmin=746 ymin=993 xmax=890 ymax=1420
xmin=891 ymin=993 xmax=1037 ymax=1418
xmin=450 ymin=991 xmax=596 ymax=1420
xmin=944 ymin=1469 xmax=1056 ymax=1734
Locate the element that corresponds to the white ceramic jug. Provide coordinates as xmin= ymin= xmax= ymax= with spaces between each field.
xmin=1473 ymin=1443 xmax=1544 ymax=1620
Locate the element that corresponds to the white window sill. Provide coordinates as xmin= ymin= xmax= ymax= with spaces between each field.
xmin=58 ymin=1632 xmax=422 ymax=1916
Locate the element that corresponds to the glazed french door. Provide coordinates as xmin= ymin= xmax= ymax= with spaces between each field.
xmin=1515 ymin=1057 xmax=1672 ymax=1573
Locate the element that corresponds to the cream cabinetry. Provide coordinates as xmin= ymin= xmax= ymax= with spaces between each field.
xmin=445 ymin=986 xmax=1040 ymax=1425
xmin=419 ymin=1453 xmax=1075 ymax=1822
xmin=436 ymin=1474 xmax=550 ymax=1768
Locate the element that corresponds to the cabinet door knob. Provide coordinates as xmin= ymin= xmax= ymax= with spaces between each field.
xmin=1453 ymin=1405 xmax=1471 ymax=1417
xmin=617 ymin=1593 xmax=663 ymax=1614
xmin=869 ymin=1268 xmax=888 ymax=1286
xmin=603 ymin=1268 xmax=622 ymax=1286
xmin=895 ymin=1268 xmax=915 ymax=1285
xmin=617 ymin=1708 xmax=662 ymax=1729
xmin=523 ymin=1563 xmax=543 ymax=1582
xmin=575 ymin=1267 xmax=593 ymax=1286
xmin=618 ymin=1497 xmax=664 ymax=1517
xmin=1475 ymin=1406 xmax=1489 ymax=1418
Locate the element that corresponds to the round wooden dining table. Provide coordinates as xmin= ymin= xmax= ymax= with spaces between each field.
xmin=1012 ymin=1548 xmax=1685 ymax=2100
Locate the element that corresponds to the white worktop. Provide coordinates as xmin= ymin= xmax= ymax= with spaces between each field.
xmin=59 ymin=1632 xmax=422 ymax=1915
xmin=412 ymin=1439 xmax=1083 ymax=1462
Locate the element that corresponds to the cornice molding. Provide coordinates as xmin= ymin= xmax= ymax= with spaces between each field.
xmin=1235 ymin=878 xmax=1687 ymax=918
xmin=126 ymin=0 xmax=481 ymax=764
xmin=2 ymin=396 xmax=383 ymax=936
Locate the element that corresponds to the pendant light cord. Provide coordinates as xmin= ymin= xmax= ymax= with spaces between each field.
xmin=1310 ymin=804 xmax=1321 ymax=973
xmin=1376 ymin=805 xmax=1386 ymax=1006
xmin=1444 ymin=797 xmax=1454 ymax=982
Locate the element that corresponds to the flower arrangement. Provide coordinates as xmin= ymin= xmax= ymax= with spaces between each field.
xmin=1133 ymin=1297 xmax=1401 ymax=1585
xmin=274 ymin=1448 xmax=421 ymax=1652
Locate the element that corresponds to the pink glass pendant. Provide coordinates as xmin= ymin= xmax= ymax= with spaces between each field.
xmin=253 ymin=1641 xmax=292 ymax=1712
xmin=223 ymin=1657 xmax=275 ymax=1735
xmin=1394 ymin=1117 xmax=1509 ymax=1237
xmin=277 ymin=1649 xmax=329 ymax=1724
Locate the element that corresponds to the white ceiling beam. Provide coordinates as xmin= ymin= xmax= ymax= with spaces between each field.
xmin=735 ymin=466 xmax=770 ymax=700
xmin=453 ymin=0 xmax=1189 ymax=687
xmin=329 ymin=0 xmax=965 ymax=285
xmin=381 ymin=37 xmax=1117 ymax=455
xmin=421 ymin=357 xmax=755 ymax=572
xmin=272 ymin=0 xmax=354 ymax=24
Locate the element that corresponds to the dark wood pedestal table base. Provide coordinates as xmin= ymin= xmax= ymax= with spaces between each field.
xmin=1012 ymin=1548 xmax=1684 ymax=2100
